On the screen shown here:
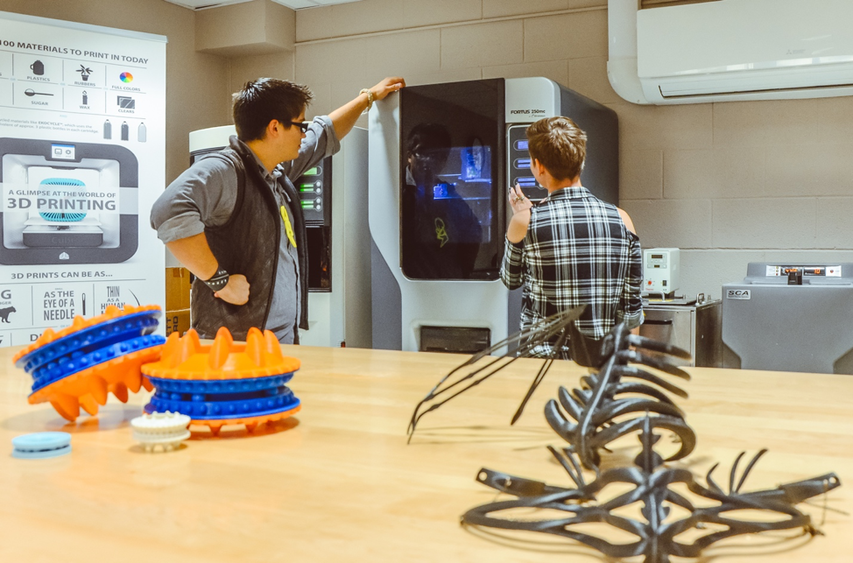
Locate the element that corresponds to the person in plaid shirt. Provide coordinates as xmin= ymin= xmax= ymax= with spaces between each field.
xmin=501 ymin=116 xmax=643 ymax=359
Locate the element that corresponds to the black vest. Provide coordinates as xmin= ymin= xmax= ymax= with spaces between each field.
xmin=190 ymin=137 xmax=309 ymax=342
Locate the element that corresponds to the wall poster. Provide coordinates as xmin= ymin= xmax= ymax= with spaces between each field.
xmin=0 ymin=11 xmax=166 ymax=346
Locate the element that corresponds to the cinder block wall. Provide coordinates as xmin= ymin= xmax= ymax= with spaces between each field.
xmin=9 ymin=0 xmax=852 ymax=299
xmin=233 ymin=0 xmax=853 ymax=299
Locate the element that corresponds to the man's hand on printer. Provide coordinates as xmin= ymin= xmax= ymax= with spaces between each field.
xmin=214 ymin=274 xmax=250 ymax=305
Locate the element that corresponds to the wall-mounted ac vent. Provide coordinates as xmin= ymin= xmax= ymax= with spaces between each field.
xmin=608 ymin=0 xmax=853 ymax=104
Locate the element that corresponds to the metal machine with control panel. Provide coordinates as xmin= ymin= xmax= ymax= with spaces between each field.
xmin=643 ymin=247 xmax=680 ymax=297
xmin=722 ymin=262 xmax=853 ymax=374
xmin=369 ymin=77 xmax=619 ymax=352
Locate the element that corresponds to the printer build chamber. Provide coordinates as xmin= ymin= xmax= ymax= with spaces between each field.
xmin=0 ymin=138 xmax=138 ymax=265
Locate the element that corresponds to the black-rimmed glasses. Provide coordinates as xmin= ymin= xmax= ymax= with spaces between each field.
xmin=290 ymin=121 xmax=310 ymax=133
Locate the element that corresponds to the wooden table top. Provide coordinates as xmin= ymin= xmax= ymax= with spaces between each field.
xmin=0 ymin=343 xmax=850 ymax=563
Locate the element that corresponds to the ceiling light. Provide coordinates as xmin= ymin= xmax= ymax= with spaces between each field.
xmin=270 ymin=0 xmax=364 ymax=10
xmin=163 ymin=0 xmax=252 ymax=10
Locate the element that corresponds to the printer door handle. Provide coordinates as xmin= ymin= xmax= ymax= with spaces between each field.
xmin=644 ymin=319 xmax=673 ymax=325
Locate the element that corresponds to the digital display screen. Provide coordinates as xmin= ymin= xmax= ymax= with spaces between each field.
xmin=785 ymin=267 xmax=825 ymax=277
xmin=50 ymin=143 xmax=75 ymax=160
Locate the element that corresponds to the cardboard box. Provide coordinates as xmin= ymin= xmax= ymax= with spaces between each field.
xmin=164 ymin=309 xmax=190 ymax=337
xmin=165 ymin=267 xmax=192 ymax=311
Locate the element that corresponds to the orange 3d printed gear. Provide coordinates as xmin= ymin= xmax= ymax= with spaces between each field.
xmin=141 ymin=326 xmax=301 ymax=435
xmin=13 ymin=305 xmax=166 ymax=422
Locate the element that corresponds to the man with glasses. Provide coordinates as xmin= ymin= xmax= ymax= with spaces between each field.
xmin=151 ymin=76 xmax=405 ymax=343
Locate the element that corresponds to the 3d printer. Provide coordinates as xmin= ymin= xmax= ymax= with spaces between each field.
xmin=0 ymin=138 xmax=138 ymax=264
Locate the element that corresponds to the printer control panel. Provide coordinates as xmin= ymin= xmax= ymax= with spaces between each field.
xmin=644 ymin=247 xmax=680 ymax=295
xmin=765 ymin=265 xmax=841 ymax=277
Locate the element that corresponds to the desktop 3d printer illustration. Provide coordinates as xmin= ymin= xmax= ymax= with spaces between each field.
xmin=0 ymin=138 xmax=138 ymax=264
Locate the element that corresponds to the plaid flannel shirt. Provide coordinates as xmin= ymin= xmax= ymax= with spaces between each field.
xmin=500 ymin=186 xmax=643 ymax=358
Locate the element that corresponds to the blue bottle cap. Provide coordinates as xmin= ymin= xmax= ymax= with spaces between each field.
xmin=12 ymin=432 xmax=72 ymax=459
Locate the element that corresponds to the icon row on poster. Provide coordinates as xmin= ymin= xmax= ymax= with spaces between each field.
xmin=0 ymin=80 xmax=147 ymax=117
xmin=0 ymin=51 xmax=144 ymax=91
xmin=103 ymin=119 xmax=147 ymax=142
xmin=0 ymin=282 xmax=148 ymax=346
xmin=38 ymin=118 xmax=146 ymax=142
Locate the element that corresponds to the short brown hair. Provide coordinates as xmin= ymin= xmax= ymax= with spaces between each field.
xmin=526 ymin=116 xmax=587 ymax=181
xmin=232 ymin=78 xmax=314 ymax=141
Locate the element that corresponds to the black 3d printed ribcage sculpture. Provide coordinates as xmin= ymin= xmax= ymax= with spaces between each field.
xmin=546 ymin=322 xmax=696 ymax=469
xmin=408 ymin=307 xmax=696 ymax=471
xmin=462 ymin=420 xmax=840 ymax=563
xmin=409 ymin=309 xmax=842 ymax=562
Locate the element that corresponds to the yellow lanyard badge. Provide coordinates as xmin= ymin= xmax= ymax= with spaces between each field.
xmin=280 ymin=205 xmax=297 ymax=248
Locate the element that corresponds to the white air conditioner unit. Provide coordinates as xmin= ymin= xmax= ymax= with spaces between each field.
xmin=608 ymin=0 xmax=853 ymax=105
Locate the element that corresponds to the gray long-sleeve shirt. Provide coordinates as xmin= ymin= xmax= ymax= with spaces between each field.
xmin=151 ymin=116 xmax=340 ymax=342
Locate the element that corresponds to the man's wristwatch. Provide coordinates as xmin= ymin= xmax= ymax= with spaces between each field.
xmin=203 ymin=267 xmax=230 ymax=292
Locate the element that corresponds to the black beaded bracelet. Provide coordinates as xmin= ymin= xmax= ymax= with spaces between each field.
xmin=203 ymin=267 xmax=230 ymax=292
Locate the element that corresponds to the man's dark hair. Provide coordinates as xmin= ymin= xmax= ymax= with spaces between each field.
xmin=526 ymin=116 xmax=587 ymax=181
xmin=232 ymin=78 xmax=314 ymax=142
